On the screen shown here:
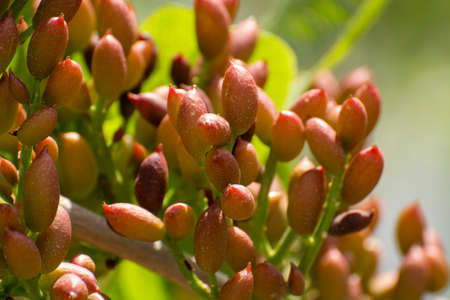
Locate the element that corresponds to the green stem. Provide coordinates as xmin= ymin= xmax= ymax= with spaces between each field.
xmin=298 ymin=168 xmax=345 ymax=275
xmin=88 ymin=98 xmax=128 ymax=203
xmin=208 ymin=273 xmax=219 ymax=299
xmin=5 ymin=0 xmax=28 ymax=20
xmin=268 ymin=227 xmax=297 ymax=266
xmin=16 ymin=145 xmax=32 ymax=202
xmin=251 ymin=150 xmax=278 ymax=251
xmin=163 ymin=236 xmax=212 ymax=299
xmin=21 ymin=278 xmax=44 ymax=300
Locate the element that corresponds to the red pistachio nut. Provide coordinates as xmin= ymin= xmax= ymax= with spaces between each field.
xmin=167 ymin=86 xmax=186 ymax=126
xmin=222 ymin=184 xmax=255 ymax=221
xmin=233 ymin=138 xmax=259 ymax=186
xmin=97 ymin=0 xmax=138 ymax=54
xmin=288 ymin=167 xmax=326 ymax=235
xmin=33 ymin=0 xmax=82 ymax=26
xmin=87 ymin=293 xmax=111 ymax=300
xmin=324 ymin=99 xmax=341 ymax=129
xmin=368 ymin=271 xmax=398 ymax=300
xmin=41 ymin=262 xmax=100 ymax=293
xmin=396 ymin=202 xmax=426 ymax=255
xmin=207 ymin=75 xmax=223 ymax=113
xmin=0 ymin=74 xmax=18 ymax=135
xmin=248 ymin=60 xmax=268 ymax=88
xmin=205 ymin=147 xmax=240 ymax=191
xmin=0 ymin=157 xmax=18 ymax=187
xmin=424 ymin=244 xmax=449 ymax=292
xmin=23 ymin=148 xmax=60 ymax=232
xmin=337 ymin=97 xmax=368 ymax=151
xmin=92 ymin=32 xmax=127 ymax=102
xmin=222 ymin=0 xmax=240 ymax=21
xmin=44 ymin=58 xmax=84 ymax=107
xmin=225 ymin=226 xmax=255 ymax=272
xmin=271 ymin=110 xmax=305 ymax=162
xmin=194 ymin=202 xmax=228 ymax=273
xmin=222 ymin=62 xmax=258 ymax=135
xmin=290 ymin=89 xmax=328 ymax=122
xmin=103 ymin=202 xmax=165 ymax=242
xmin=255 ymin=87 xmax=278 ymax=145
xmin=16 ymin=105 xmax=58 ymax=145
xmin=195 ymin=0 xmax=230 ymax=59
xmin=134 ymin=146 xmax=168 ymax=214
xmin=354 ymin=83 xmax=382 ymax=136
xmin=130 ymin=142 xmax=147 ymax=167
xmin=341 ymin=145 xmax=384 ymax=205
xmin=317 ymin=248 xmax=350 ymax=300
xmin=51 ymin=273 xmax=89 ymax=300
xmin=163 ymin=203 xmax=195 ymax=240
xmin=288 ymin=263 xmax=305 ymax=296
xmin=352 ymin=196 xmax=381 ymax=232
xmin=36 ymin=206 xmax=71 ymax=273
xmin=58 ymin=132 xmax=98 ymax=198
xmin=27 ymin=16 xmax=68 ymax=79
xmin=310 ymin=70 xmax=340 ymax=99
xmin=171 ymin=53 xmax=192 ymax=86
xmin=0 ymin=203 xmax=25 ymax=242
xmin=196 ymin=113 xmax=232 ymax=146
xmin=68 ymin=80 xmax=92 ymax=112
xmin=339 ymin=66 xmax=372 ymax=101
xmin=305 ymin=117 xmax=345 ymax=173
xmin=129 ymin=92 xmax=167 ymax=127
xmin=394 ymin=245 xmax=430 ymax=300
xmin=266 ymin=191 xmax=288 ymax=245
xmin=0 ymin=14 xmax=19 ymax=74
xmin=8 ymin=70 xmax=29 ymax=105
xmin=3 ymin=229 xmax=42 ymax=279
xmin=124 ymin=41 xmax=147 ymax=91
xmin=176 ymin=89 xmax=210 ymax=160
xmin=36 ymin=136 xmax=59 ymax=163
xmin=253 ymin=262 xmax=287 ymax=300
xmin=67 ymin=0 xmax=97 ymax=53
xmin=72 ymin=254 xmax=96 ymax=273
xmin=230 ymin=17 xmax=259 ymax=62
xmin=219 ymin=263 xmax=253 ymax=300
xmin=156 ymin=115 xmax=180 ymax=169
xmin=329 ymin=209 xmax=374 ymax=236
xmin=176 ymin=138 xmax=206 ymax=187
xmin=288 ymin=157 xmax=314 ymax=195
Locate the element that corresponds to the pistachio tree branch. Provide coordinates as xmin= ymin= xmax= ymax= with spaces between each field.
xmin=59 ymin=197 xmax=227 ymax=291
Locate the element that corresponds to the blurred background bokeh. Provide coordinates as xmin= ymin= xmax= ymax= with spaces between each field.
xmin=106 ymin=0 xmax=450 ymax=298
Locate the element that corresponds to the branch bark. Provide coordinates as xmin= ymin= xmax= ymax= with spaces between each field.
xmin=59 ymin=197 xmax=226 ymax=291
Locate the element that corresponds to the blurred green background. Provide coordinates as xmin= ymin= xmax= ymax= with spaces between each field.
xmin=104 ymin=0 xmax=450 ymax=298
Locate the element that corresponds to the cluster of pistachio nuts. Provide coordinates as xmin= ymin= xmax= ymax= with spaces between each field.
xmin=0 ymin=0 xmax=448 ymax=299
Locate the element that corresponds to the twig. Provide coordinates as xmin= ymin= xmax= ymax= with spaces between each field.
xmin=59 ymin=197 xmax=227 ymax=291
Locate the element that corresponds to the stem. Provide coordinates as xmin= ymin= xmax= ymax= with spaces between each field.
xmin=163 ymin=236 xmax=212 ymax=299
xmin=16 ymin=145 xmax=32 ymax=202
xmin=251 ymin=150 xmax=278 ymax=251
xmin=268 ymin=227 xmax=297 ymax=266
xmin=298 ymin=168 xmax=345 ymax=275
xmin=208 ymin=273 xmax=219 ymax=299
xmin=21 ymin=278 xmax=44 ymax=300
xmin=88 ymin=98 xmax=128 ymax=203
xmin=9 ymin=0 xmax=29 ymax=20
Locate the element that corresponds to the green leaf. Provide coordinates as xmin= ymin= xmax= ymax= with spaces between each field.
xmin=249 ymin=30 xmax=298 ymax=110
xmin=102 ymin=260 xmax=170 ymax=299
xmin=139 ymin=4 xmax=198 ymax=92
